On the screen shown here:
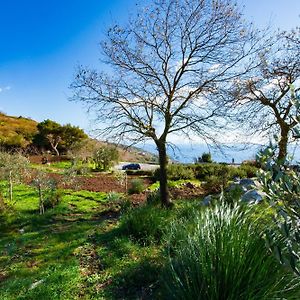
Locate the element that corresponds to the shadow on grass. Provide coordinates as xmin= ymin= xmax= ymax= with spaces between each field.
xmin=86 ymin=221 xmax=164 ymax=299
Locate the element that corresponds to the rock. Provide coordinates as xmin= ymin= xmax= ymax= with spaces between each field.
xmin=29 ymin=279 xmax=44 ymax=290
xmin=202 ymin=195 xmax=212 ymax=206
xmin=241 ymin=189 xmax=265 ymax=204
xmin=239 ymin=178 xmax=256 ymax=189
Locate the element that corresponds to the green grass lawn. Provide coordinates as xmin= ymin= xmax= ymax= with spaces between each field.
xmin=0 ymin=183 xmax=162 ymax=299
xmin=1 ymin=178 xmax=298 ymax=300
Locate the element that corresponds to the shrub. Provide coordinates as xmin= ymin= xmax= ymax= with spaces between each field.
xmin=43 ymin=190 xmax=63 ymax=209
xmin=128 ymin=178 xmax=145 ymax=194
xmin=121 ymin=203 xmax=172 ymax=244
xmin=201 ymin=152 xmax=212 ymax=163
xmin=194 ymin=163 xmax=224 ymax=180
xmin=203 ymin=175 xmax=225 ymax=194
xmin=153 ymin=164 xmax=195 ymax=181
xmin=106 ymin=191 xmax=123 ymax=202
xmin=125 ymin=169 xmax=154 ymax=176
xmin=163 ymin=202 xmax=300 ymax=299
xmin=146 ymin=190 xmax=160 ymax=205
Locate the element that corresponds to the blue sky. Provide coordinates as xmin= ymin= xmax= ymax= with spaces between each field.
xmin=0 ymin=0 xmax=299 ymax=134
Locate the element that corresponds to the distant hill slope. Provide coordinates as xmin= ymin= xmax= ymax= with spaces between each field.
xmin=0 ymin=112 xmax=157 ymax=162
xmin=0 ymin=113 xmax=37 ymax=148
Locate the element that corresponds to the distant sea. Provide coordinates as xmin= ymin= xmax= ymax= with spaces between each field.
xmin=140 ymin=142 xmax=300 ymax=164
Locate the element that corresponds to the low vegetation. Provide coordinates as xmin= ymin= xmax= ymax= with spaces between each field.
xmin=0 ymin=146 xmax=300 ymax=299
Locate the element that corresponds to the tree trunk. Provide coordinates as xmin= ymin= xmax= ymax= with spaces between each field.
xmin=38 ymin=185 xmax=44 ymax=215
xmin=278 ymin=126 xmax=289 ymax=161
xmin=9 ymin=171 xmax=13 ymax=203
xmin=156 ymin=141 xmax=173 ymax=208
xmin=53 ymin=146 xmax=60 ymax=156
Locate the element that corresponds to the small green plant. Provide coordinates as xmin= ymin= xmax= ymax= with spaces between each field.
xmin=106 ymin=191 xmax=122 ymax=202
xmin=128 ymin=178 xmax=145 ymax=194
xmin=146 ymin=190 xmax=160 ymax=205
xmin=121 ymin=203 xmax=172 ymax=244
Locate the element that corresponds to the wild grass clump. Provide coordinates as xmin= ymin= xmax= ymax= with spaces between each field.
xmin=120 ymin=203 xmax=173 ymax=245
xmin=163 ymin=202 xmax=300 ymax=299
xmin=128 ymin=178 xmax=145 ymax=194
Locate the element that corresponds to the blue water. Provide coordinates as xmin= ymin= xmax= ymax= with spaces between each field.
xmin=139 ymin=142 xmax=300 ymax=164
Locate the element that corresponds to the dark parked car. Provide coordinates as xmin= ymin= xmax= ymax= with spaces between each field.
xmin=122 ymin=163 xmax=141 ymax=170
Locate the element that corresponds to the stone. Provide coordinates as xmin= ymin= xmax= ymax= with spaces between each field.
xmin=29 ymin=279 xmax=44 ymax=290
xmin=239 ymin=178 xmax=256 ymax=188
xmin=202 ymin=195 xmax=212 ymax=206
xmin=241 ymin=189 xmax=265 ymax=204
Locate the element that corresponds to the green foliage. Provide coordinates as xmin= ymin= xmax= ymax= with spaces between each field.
xmin=128 ymin=178 xmax=145 ymax=194
xmin=146 ymin=190 xmax=160 ymax=205
xmin=195 ymin=163 xmax=258 ymax=181
xmin=0 ymin=151 xmax=30 ymax=203
xmin=34 ymin=119 xmax=88 ymax=155
xmin=196 ymin=152 xmax=213 ymax=163
xmin=106 ymin=191 xmax=123 ymax=202
xmin=93 ymin=145 xmax=119 ymax=171
xmin=163 ymin=202 xmax=300 ymax=299
xmin=154 ymin=164 xmax=195 ymax=181
xmin=257 ymin=144 xmax=300 ymax=276
xmin=120 ymin=203 xmax=172 ymax=245
xmin=203 ymin=175 xmax=225 ymax=194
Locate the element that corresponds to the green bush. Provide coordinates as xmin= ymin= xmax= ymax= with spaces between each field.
xmin=43 ymin=190 xmax=63 ymax=209
xmin=125 ymin=169 xmax=154 ymax=176
xmin=128 ymin=178 xmax=145 ymax=194
xmin=121 ymin=203 xmax=172 ymax=244
xmin=195 ymin=163 xmax=259 ymax=181
xmin=163 ymin=202 xmax=300 ymax=299
xmin=146 ymin=190 xmax=160 ymax=205
xmin=153 ymin=164 xmax=195 ymax=181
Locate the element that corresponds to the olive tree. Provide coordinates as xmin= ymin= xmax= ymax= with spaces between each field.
xmin=71 ymin=0 xmax=263 ymax=207
xmin=93 ymin=145 xmax=119 ymax=171
xmin=0 ymin=151 xmax=29 ymax=203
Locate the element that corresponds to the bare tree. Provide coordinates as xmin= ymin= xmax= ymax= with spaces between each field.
xmin=232 ymin=29 xmax=300 ymax=161
xmin=71 ymin=0 xmax=263 ymax=207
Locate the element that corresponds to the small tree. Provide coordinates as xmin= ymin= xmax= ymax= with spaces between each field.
xmin=36 ymin=119 xmax=62 ymax=156
xmin=35 ymin=119 xmax=88 ymax=156
xmin=233 ymin=29 xmax=300 ymax=161
xmin=93 ymin=145 xmax=119 ymax=171
xmin=196 ymin=152 xmax=212 ymax=163
xmin=29 ymin=170 xmax=60 ymax=214
xmin=0 ymin=151 xmax=29 ymax=203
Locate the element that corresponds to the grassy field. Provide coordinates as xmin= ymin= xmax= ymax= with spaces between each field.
xmin=0 ymin=183 xmax=164 ymax=299
xmin=1 ymin=166 xmax=300 ymax=299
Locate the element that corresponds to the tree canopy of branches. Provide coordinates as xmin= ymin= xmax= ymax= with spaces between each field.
xmin=233 ymin=29 xmax=300 ymax=161
xmin=35 ymin=119 xmax=88 ymax=156
xmin=71 ymin=0 xmax=263 ymax=206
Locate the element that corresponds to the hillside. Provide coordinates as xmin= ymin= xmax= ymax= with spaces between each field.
xmin=0 ymin=112 xmax=157 ymax=162
xmin=0 ymin=113 xmax=38 ymax=149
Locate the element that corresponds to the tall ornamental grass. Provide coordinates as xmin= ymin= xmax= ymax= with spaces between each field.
xmin=163 ymin=202 xmax=300 ymax=300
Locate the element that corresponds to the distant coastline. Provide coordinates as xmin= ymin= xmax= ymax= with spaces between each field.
xmin=140 ymin=142 xmax=300 ymax=164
